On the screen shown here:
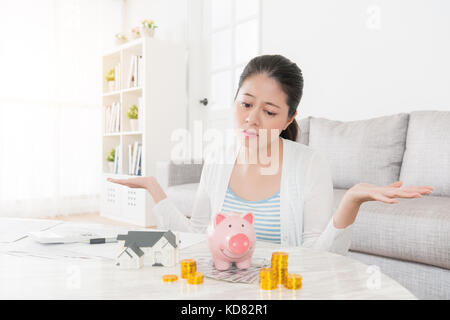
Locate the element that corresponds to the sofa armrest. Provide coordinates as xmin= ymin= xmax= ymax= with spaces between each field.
xmin=156 ymin=160 xmax=204 ymax=189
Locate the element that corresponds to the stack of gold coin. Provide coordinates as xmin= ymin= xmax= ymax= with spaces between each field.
xmin=162 ymin=274 xmax=178 ymax=282
xmin=180 ymin=259 xmax=197 ymax=279
xmin=285 ymin=273 xmax=302 ymax=290
xmin=271 ymin=252 xmax=288 ymax=285
xmin=187 ymin=272 xmax=204 ymax=285
xmin=259 ymin=268 xmax=278 ymax=290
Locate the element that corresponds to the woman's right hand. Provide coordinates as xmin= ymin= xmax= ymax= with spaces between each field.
xmin=106 ymin=176 xmax=168 ymax=204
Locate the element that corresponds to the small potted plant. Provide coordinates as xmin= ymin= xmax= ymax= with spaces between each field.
xmin=127 ymin=104 xmax=139 ymax=131
xmin=106 ymin=148 xmax=115 ymax=172
xmin=115 ymin=32 xmax=128 ymax=45
xmin=141 ymin=19 xmax=158 ymax=37
xmin=131 ymin=26 xmax=141 ymax=39
xmin=105 ymin=68 xmax=115 ymax=92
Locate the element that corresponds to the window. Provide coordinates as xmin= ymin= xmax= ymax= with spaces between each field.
xmin=207 ymin=0 xmax=261 ymax=110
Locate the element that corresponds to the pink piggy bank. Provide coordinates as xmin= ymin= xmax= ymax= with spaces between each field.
xmin=207 ymin=212 xmax=256 ymax=271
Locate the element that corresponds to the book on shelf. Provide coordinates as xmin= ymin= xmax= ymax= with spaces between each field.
xmin=127 ymin=141 xmax=142 ymax=175
xmin=134 ymin=55 xmax=138 ymax=88
xmin=127 ymin=56 xmax=135 ymax=88
xmin=128 ymin=144 xmax=132 ymax=175
xmin=113 ymin=145 xmax=120 ymax=174
xmin=138 ymin=55 xmax=143 ymax=87
xmin=127 ymin=55 xmax=143 ymax=88
xmin=110 ymin=104 xmax=114 ymax=133
xmin=131 ymin=141 xmax=138 ymax=175
xmin=136 ymin=146 xmax=142 ymax=176
xmin=135 ymin=145 xmax=142 ymax=175
xmin=104 ymin=101 xmax=121 ymax=134
xmin=116 ymin=102 xmax=121 ymax=132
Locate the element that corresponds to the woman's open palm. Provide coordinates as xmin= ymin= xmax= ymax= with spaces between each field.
xmin=106 ymin=176 xmax=154 ymax=190
xmin=348 ymin=181 xmax=433 ymax=204
xmin=106 ymin=176 xmax=168 ymax=203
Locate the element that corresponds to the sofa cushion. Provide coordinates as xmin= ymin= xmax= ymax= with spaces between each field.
xmin=309 ymin=114 xmax=409 ymax=189
xmin=333 ymin=189 xmax=450 ymax=269
xmin=399 ymin=111 xmax=450 ymax=197
xmin=165 ymin=183 xmax=199 ymax=217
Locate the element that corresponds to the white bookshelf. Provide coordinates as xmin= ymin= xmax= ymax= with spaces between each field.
xmin=101 ymin=37 xmax=187 ymax=227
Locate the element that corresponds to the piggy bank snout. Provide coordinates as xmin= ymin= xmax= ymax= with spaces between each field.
xmin=228 ymin=233 xmax=250 ymax=254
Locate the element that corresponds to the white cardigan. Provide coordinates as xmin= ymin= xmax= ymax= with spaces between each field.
xmin=152 ymin=137 xmax=354 ymax=256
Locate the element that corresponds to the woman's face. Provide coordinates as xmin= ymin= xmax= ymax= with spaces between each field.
xmin=234 ymin=73 xmax=296 ymax=152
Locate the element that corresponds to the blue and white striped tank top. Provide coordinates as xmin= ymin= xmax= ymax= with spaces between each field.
xmin=221 ymin=185 xmax=281 ymax=244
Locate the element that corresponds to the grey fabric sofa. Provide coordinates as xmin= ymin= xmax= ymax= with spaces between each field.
xmin=156 ymin=110 xmax=450 ymax=299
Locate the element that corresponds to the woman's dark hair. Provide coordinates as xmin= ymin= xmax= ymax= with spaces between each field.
xmin=234 ymin=54 xmax=303 ymax=142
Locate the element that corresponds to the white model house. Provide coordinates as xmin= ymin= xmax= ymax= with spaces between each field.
xmin=116 ymin=230 xmax=179 ymax=269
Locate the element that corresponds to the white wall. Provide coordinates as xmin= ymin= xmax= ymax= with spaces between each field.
xmin=123 ymin=0 xmax=188 ymax=45
xmin=261 ymin=0 xmax=450 ymax=121
xmin=123 ymin=0 xmax=191 ymax=130
xmin=123 ymin=0 xmax=450 ymax=122
xmin=99 ymin=0 xmax=124 ymax=54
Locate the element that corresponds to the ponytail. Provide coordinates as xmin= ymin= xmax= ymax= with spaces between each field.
xmin=280 ymin=118 xmax=299 ymax=142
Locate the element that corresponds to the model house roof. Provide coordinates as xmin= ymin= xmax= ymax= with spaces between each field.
xmin=118 ymin=244 xmax=144 ymax=259
xmin=129 ymin=243 xmax=144 ymax=257
xmin=117 ymin=230 xmax=178 ymax=249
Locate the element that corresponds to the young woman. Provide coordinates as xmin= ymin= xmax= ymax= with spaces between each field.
xmin=107 ymin=55 xmax=433 ymax=255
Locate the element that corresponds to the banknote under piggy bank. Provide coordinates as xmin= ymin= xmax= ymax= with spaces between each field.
xmin=207 ymin=212 xmax=256 ymax=271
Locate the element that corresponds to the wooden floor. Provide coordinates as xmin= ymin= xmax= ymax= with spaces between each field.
xmin=45 ymin=212 xmax=153 ymax=228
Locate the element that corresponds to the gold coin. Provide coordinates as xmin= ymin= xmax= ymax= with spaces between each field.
xmin=180 ymin=259 xmax=197 ymax=278
xmin=287 ymin=273 xmax=302 ymax=281
xmin=187 ymin=272 xmax=204 ymax=284
xmin=271 ymin=262 xmax=288 ymax=267
xmin=271 ymin=261 xmax=288 ymax=265
xmin=272 ymin=265 xmax=287 ymax=271
xmin=272 ymin=251 xmax=288 ymax=256
xmin=260 ymin=282 xmax=277 ymax=290
xmin=285 ymin=273 xmax=302 ymax=290
xmin=271 ymin=266 xmax=288 ymax=285
xmin=162 ymin=274 xmax=178 ymax=282
xmin=259 ymin=271 xmax=277 ymax=282
xmin=260 ymin=285 xmax=277 ymax=290
xmin=271 ymin=262 xmax=287 ymax=269
xmin=259 ymin=268 xmax=276 ymax=278
xmin=271 ymin=252 xmax=288 ymax=259
xmin=259 ymin=268 xmax=278 ymax=290
xmin=271 ymin=252 xmax=288 ymax=263
xmin=285 ymin=282 xmax=302 ymax=290
xmin=181 ymin=271 xmax=196 ymax=279
xmin=180 ymin=259 xmax=196 ymax=265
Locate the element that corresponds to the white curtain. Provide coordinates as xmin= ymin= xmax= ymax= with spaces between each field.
xmin=0 ymin=0 xmax=121 ymax=218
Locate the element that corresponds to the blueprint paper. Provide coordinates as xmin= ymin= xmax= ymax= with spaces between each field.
xmin=0 ymin=218 xmax=63 ymax=243
xmin=0 ymin=220 xmax=208 ymax=261
xmin=178 ymin=232 xmax=207 ymax=249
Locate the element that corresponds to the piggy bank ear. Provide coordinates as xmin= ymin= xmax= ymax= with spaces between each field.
xmin=243 ymin=213 xmax=253 ymax=224
xmin=215 ymin=213 xmax=226 ymax=225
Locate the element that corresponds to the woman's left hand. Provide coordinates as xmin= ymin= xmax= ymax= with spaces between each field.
xmin=333 ymin=181 xmax=434 ymax=229
xmin=346 ymin=181 xmax=433 ymax=205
